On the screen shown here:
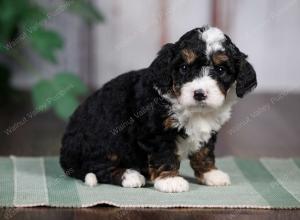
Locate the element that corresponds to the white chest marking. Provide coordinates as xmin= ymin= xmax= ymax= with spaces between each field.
xmin=175 ymin=107 xmax=232 ymax=159
xmin=154 ymin=84 xmax=237 ymax=159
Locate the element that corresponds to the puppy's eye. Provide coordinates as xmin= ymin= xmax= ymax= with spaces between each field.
xmin=179 ymin=64 xmax=189 ymax=74
xmin=216 ymin=66 xmax=225 ymax=73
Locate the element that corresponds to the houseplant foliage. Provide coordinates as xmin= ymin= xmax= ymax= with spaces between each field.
xmin=0 ymin=0 xmax=104 ymax=120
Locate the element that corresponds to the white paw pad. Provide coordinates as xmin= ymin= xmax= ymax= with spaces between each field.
xmin=85 ymin=173 xmax=98 ymax=187
xmin=154 ymin=176 xmax=189 ymax=193
xmin=121 ymin=169 xmax=145 ymax=188
xmin=202 ymin=169 xmax=231 ymax=186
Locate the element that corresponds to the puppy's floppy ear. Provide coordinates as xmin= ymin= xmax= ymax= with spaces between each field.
xmin=225 ymin=35 xmax=257 ymax=98
xmin=236 ymin=54 xmax=257 ymax=98
xmin=150 ymin=43 xmax=177 ymax=92
xmin=151 ymin=43 xmax=176 ymax=68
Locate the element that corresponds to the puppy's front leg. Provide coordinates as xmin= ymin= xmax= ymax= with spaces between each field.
xmin=189 ymin=132 xmax=231 ymax=186
xmin=148 ymin=150 xmax=189 ymax=193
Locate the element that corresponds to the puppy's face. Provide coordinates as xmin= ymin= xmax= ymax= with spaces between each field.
xmin=153 ymin=26 xmax=257 ymax=112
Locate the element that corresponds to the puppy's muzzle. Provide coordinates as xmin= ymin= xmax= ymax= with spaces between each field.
xmin=193 ymin=89 xmax=207 ymax=101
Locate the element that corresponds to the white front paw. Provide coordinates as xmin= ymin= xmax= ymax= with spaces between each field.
xmin=121 ymin=169 xmax=145 ymax=188
xmin=154 ymin=176 xmax=189 ymax=193
xmin=202 ymin=169 xmax=231 ymax=186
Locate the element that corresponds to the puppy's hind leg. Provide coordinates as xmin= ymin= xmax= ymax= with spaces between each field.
xmin=84 ymin=173 xmax=98 ymax=187
xmin=82 ymin=161 xmax=146 ymax=188
xmin=85 ymin=168 xmax=145 ymax=188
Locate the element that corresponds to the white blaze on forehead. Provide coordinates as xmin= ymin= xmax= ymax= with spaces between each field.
xmin=201 ymin=27 xmax=225 ymax=44
xmin=200 ymin=27 xmax=225 ymax=57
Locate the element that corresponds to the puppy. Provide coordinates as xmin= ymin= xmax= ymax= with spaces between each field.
xmin=60 ymin=26 xmax=257 ymax=193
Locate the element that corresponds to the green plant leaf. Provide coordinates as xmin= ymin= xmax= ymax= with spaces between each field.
xmin=54 ymin=94 xmax=79 ymax=120
xmin=31 ymin=72 xmax=88 ymax=120
xmin=31 ymin=79 xmax=56 ymax=111
xmin=29 ymin=28 xmax=63 ymax=63
xmin=0 ymin=0 xmax=21 ymax=41
xmin=20 ymin=4 xmax=46 ymax=28
xmin=0 ymin=42 xmax=7 ymax=53
xmin=68 ymin=0 xmax=104 ymax=24
xmin=54 ymin=72 xmax=88 ymax=96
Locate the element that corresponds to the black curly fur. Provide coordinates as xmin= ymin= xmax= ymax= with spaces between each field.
xmin=60 ymin=26 xmax=256 ymax=185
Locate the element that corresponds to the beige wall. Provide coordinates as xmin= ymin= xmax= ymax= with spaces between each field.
xmin=93 ymin=0 xmax=211 ymax=86
xmin=93 ymin=0 xmax=300 ymax=92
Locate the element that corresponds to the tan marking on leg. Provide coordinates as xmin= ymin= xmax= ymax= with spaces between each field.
xmin=189 ymin=147 xmax=216 ymax=184
xmin=148 ymin=155 xmax=180 ymax=181
xmin=108 ymin=154 xmax=118 ymax=161
xmin=163 ymin=117 xmax=177 ymax=129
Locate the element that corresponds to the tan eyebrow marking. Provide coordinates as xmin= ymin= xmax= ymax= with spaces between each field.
xmin=181 ymin=49 xmax=198 ymax=64
xmin=212 ymin=52 xmax=229 ymax=65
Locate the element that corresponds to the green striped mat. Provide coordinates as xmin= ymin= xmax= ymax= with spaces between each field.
xmin=1 ymin=156 xmax=300 ymax=209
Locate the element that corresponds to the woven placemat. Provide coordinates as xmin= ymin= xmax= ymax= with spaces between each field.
xmin=1 ymin=156 xmax=300 ymax=208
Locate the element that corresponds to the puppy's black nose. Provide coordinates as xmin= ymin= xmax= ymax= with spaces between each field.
xmin=194 ymin=89 xmax=206 ymax=101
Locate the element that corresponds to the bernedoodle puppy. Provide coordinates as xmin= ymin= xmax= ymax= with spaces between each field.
xmin=60 ymin=25 xmax=257 ymax=193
